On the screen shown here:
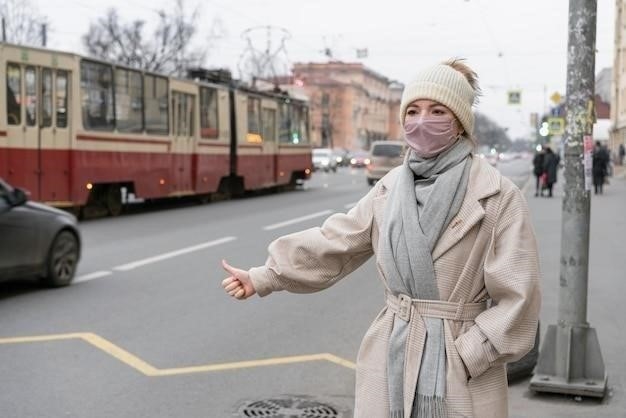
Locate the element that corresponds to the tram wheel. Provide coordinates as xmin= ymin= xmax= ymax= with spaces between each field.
xmin=106 ymin=185 xmax=123 ymax=216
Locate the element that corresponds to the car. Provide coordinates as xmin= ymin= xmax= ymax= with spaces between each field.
xmin=366 ymin=140 xmax=407 ymax=185
xmin=0 ymin=179 xmax=81 ymax=286
xmin=312 ymin=148 xmax=338 ymax=172
xmin=349 ymin=150 xmax=371 ymax=168
xmin=475 ymin=146 xmax=499 ymax=167
xmin=332 ymin=148 xmax=351 ymax=167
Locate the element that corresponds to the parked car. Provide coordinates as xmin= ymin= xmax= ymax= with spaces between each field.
xmin=366 ymin=140 xmax=407 ymax=185
xmin=312 ymin=148 xmax=338 ymax=172
xmin=0 ymin=179 xmax=81 ymax=286
xmin=349 ymin=150 xmax=371 ymax=168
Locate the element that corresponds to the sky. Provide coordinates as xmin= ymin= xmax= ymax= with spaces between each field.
xmin=35 ymin=0 xmax=616 ymax=140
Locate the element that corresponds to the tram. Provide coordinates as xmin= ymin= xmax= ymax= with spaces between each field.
xmin=0 ymin=43 xmax=312 ymax=216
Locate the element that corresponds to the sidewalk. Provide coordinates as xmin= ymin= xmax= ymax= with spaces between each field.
xmin=507 ymin=170 xmax=626 ymax=417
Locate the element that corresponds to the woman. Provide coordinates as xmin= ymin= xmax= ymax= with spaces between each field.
xmin=592 ymin=141 xmax=609 ymax=195
xmin=532 ymin=148 xmax=545 ymax=197
xmin=221 ymin=59 xmax=540 ymax=418
xmin=542 ymin=146 xmax=560 ymax=198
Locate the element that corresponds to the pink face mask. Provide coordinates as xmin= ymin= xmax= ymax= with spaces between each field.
xmin=404 ymin=117 xmax=459 ymax=158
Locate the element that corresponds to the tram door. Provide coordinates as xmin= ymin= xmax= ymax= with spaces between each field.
xmin=38 ymin=68 xmax=71 ymax=203
xmin=260 ymin=100 xmax=278 ymax=186
xmin=5 ymin=64 xmax=71 ymax=203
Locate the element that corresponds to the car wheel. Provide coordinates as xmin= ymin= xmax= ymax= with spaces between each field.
xmin=367 ymin=178 xmax=375 ymax=186
xmin=507 ymin=322 xmax=540 ymax=382
xmin=42 ymin=231 xmax=79 ymax=287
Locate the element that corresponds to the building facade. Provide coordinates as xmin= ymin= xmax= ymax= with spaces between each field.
xmin=290 ymin=62 xmax=402 ymax=151
xmin=611 ymin=0 xmax=626 ymax=155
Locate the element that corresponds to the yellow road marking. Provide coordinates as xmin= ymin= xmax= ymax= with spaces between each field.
xmin=0 ymin=332 xmax=356 ymax=376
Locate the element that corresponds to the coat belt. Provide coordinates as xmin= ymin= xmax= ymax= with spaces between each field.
xmin=386 ymin=293 xmax=488 ymax=322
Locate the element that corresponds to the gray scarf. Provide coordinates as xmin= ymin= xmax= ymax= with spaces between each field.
xmin=381 ymin=138 xmax=473 ymax=418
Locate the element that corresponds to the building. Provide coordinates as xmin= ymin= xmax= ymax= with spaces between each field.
xmin=289 ymin=62 xmax=403 ymax=151
xmin=596 ymin=67 xmax=612 ymax=103
xmin=611 ymin=0 xmax=626 ymax=156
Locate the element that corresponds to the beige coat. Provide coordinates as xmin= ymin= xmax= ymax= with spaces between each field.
xmin=249 ymin=156 xmax=541 ymax=418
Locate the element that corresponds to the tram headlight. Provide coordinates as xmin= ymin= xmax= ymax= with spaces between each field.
xmin=86 ymin=183 xmax=93 ymax=190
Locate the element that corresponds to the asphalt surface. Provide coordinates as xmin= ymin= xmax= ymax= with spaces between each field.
xmin=3 ymin=157 xmax=622 ymax=418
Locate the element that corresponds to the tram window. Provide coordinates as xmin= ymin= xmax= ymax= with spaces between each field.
xmin=290 ymin=105 xmax=309 ymax=144
xmin=200 ymin=87 xmax=218 ymax=138
xmin=42 ymin=69 xmax=53 ymax=128
xmin=172 ymin=91 xmax=194 ymax=137
xmin=278 ymin=102 xmax=291 ymax=143
xmin=115 ymin=68 xmax=143 ymax=133
xmin=80 ymin=61 xmax=115 ymax=131
xmin=247 ymin=97 xmax=261 ymax=135
xmin=300 ymin=106 xmax=309 ymax=144
xmin=56 ymin=71 xmax=68 ymax=128
xmin=145 ymin=75 xmax=168 ymax=135
xmin=262 ymin=108 xmax=276 ymax=142
xmin=25 ymin=67 xmax=37 ymax=126
xmin=6 ymin=64 xmax=21 ymax=125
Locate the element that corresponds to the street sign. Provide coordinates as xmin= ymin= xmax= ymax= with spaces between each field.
xmin=508 ymin=90 xmax=521 ymax=105
xmin=550 ymin=91 xmax=562 ymax=104
xmin=548 ymin=117 xmax=565 ymax=135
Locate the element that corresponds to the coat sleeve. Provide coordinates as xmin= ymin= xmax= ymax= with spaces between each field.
xmin=248 ymin=185 xmax=378 ymax=297
xmin=454 ymin=185 xmax=541 ymax=379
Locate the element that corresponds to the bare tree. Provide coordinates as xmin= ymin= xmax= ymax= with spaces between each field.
xmin=0 ymin=0 xmax=46 ymax=46
xmin=82 ymin=0 xmax=219 ymax=76
xmin=474 ymin=112 xmax=512 ymax=151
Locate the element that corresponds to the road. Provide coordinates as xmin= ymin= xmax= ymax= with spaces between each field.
xmin=0 ymin=158 xmax=533 ymax=418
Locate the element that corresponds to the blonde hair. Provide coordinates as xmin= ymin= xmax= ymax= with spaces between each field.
xmin=442 ymin=58 xmax=481 ymax=105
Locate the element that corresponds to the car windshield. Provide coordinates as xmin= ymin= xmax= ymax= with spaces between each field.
xmin=372 ymin=144 xmax=403 ymax=157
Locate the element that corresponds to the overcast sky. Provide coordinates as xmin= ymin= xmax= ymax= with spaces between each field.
xmin=37 ymin=0 xmax=615 ymax=140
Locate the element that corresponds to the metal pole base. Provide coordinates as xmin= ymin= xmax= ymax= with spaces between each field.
xmin=530 ymin=324 xmax=607 ymax=398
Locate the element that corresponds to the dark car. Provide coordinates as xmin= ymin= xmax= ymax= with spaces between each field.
xmin=0 ymin=179 xmax=81 ymax=286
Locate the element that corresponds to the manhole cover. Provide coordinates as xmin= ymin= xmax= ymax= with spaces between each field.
xmin=239 ymin=396 xmax=340 ymax=418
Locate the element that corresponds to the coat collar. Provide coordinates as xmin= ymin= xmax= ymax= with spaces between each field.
xmin=377 ymin=155 xmax=501 ymax=260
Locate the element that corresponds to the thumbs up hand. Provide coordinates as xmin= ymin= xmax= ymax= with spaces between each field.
xmin=221 ymin=259 xmax=256 ymax=300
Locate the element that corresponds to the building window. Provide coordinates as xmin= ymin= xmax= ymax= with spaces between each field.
xmin=6 ymin=64 xmax=21 ymax=125
xmin=200 ymin=87 xmax=219 ymax=138
xmin=144 ymin=74 xmax=169 ymax=135
xmin=80 ymin=60 xmax=115 ymax=131
xmin=115 ymin=68 xmax=144 ymax=133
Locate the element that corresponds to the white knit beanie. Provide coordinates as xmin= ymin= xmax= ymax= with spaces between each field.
xmin=399 ymin=63 xmax=476 ymax=137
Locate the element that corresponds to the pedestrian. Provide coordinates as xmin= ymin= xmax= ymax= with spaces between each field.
xmin=592 ymin=141 xmax=610 ymax=194
xmin=619 ymin=143 xmax=625 ymax=166
xmin=532 ymin=147 xmax=545 ymax=197
xmin=542 ymin=146 xmax=560 ymax=198
xmin=220 ymin=59 xmax=541 ymax=418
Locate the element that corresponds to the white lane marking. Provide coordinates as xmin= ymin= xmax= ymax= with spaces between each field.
xmin=74 ymin=271 xmax=113 ymax=283
xmin=113 ymin=236 xmax=237 ymax=271
xmin=262 ymin=210 xmax=333 ymax=231
xmin=344 ymin=202 xmax=357 ymax=210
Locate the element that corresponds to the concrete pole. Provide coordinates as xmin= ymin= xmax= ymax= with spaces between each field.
xmin=530 ymin=0 xmax=607 ymax=398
